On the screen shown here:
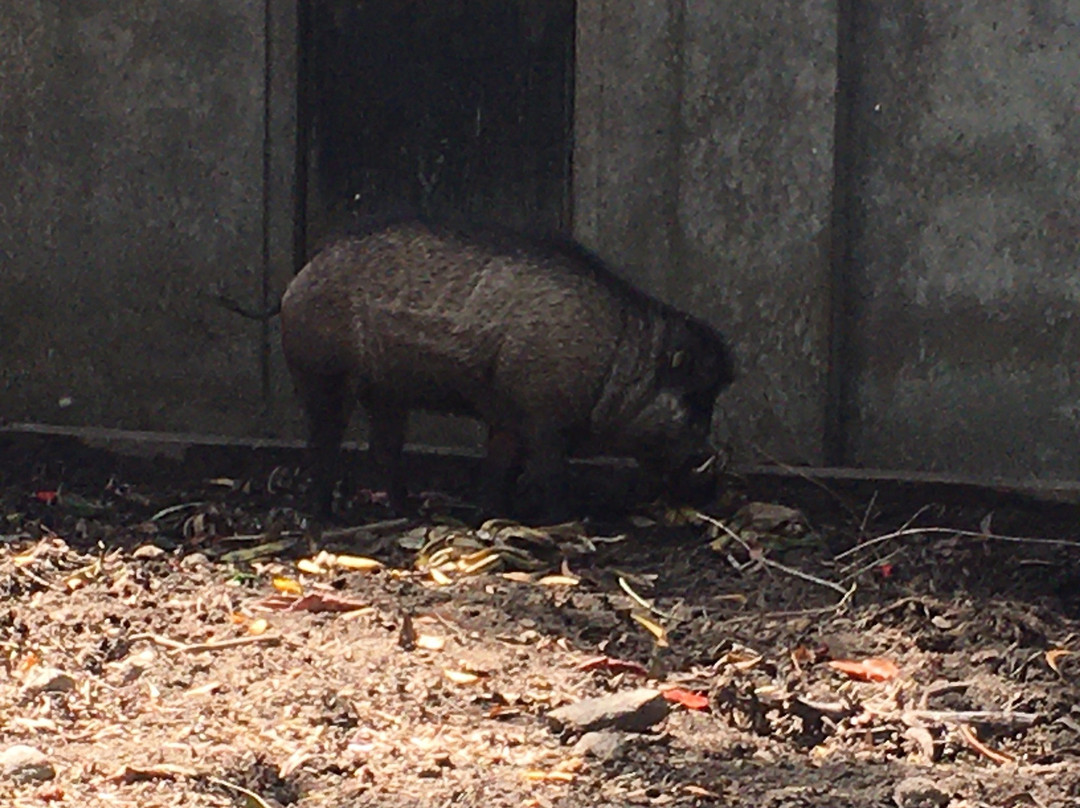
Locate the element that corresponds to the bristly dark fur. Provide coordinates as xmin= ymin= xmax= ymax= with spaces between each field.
xmin=328 ymin=210 xmax=726 ymax=346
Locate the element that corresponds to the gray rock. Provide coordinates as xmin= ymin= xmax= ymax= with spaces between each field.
xmin=571 ymin=730 xmax=625 ymax=760
xmin=546 ymin=688 xmax=669 ymax=734
xmin=893 ymin=776 xmax=949 ymax=808
xmin=180 ymin=552 xmax=210 ymax=568
xmin=21 ymin=667 xmax=76 ymax=697
xmin=0 ymin=745 xmax=55 ymax=783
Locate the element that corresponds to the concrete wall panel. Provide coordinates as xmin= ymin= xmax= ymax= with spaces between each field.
xmin=849 ymin=0 xmax=1080 ymax=479
xmin=0 ymin=1 xmax=273 ymax=434
xmin=575 ymin=0 xmax=836 ymax=464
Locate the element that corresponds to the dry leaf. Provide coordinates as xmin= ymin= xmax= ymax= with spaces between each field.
xmin=248 ymin=618 xmax=269 ymax=636
xmin=430 ymin=568 xmax=453 ymax=586
xmin=444 ymin=669 xmax=480 ymax=685
xmin=416 ymin=634 xmax=445 ymax=651
xmin=577 ymin=656 xmax=650 ymax=678
xmin=522 ymin=770 xmax=576 ymax=783
xmin=296 ymin=558 xmax=326 ymax=575
xmin=501 ymin=571 xmax=534 ymax=583
xmin=903 ymin=726 xmax=936 ymax=761
xmin=250 ymin=591 xmax=370 ymax=613
xmin=272 ymin=577 xmax=303 ymax=596
xmin=684 ymin=785 xmax=720 ymax=798
xmin=827 ymin=657 xmax=900 ymax=682
xmin=536 ymin=574 xmax=579 ymax=587
xmin=631 ymin=612 xmax=669 ymax=647
xmin=662 ymin=688 xmax=709 ymax=710
xmin=332 ymin=554 xmax=383 ymax=572
xmin=958 ymin=723 xmax=1015 ymax=765
xmin=1046 ymin=648 xmax=1073 ymax=674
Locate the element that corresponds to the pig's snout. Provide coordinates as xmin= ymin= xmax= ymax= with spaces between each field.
xmin=625 ymin=389 xmax=714 ymax=466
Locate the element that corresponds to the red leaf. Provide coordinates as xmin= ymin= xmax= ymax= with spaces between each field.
xmin=662 ymin=688 xmax=709 ymax=710
xmin=827 ymin=657 xmax=900 ymax=682
xmin=577 ymin=656 xmax=651 ymax=678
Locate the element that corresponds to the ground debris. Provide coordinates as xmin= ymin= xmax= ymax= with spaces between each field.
xmin=0 ymin=745 xmax=55 ymax=784
xmin=1 ymin=445 xmax=1078 ymax=807
xmin=546 ymin=688 xmax=669 ymax=734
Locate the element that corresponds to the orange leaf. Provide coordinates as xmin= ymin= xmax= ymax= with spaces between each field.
xmin=827 ymin=657 xmax=899 ymax=682
xmin=663 ymin=688 xmax=710 ymax=710
xmin=1046 ymin=648 xmax=1073 ymax=674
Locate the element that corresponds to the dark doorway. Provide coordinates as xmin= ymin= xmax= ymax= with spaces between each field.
xmin=300 ymin=0 xmax=575 ymax=252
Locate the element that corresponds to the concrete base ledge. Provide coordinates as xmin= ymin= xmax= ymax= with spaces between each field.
xmin=3 ymin=422 xmax=1079 ymax=505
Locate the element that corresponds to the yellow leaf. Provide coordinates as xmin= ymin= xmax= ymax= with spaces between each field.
xmin=248 ymin=618 xmax=270 ymax=636
xmin=430 ymin=568 xmax=453 ymax=586
xmin=537 ymin=574 xmax=579 ymax=587
xmin=296 ymin=558 xmax=327 ymax=575
xmin=417 ymin=634 xmax=445 ymax=651
xmin=443 ymin=669 xmax=479 ymax=685
xmin=501 ymin=571 xmax=534 ymax=583
xmin=458 ymin=551 xmax=502 ymax=575
xmin=333 ymin=555 xmax=383 ymax=572
xmin=522 ymin=769 xmax=576 ymax=783
xmin=272 ymin=577 xmax=303 ymax=596
xmin=631 ymin=612 xmax=669 ymax=647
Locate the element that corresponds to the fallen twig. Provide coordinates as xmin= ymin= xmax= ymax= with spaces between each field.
xmin=698 ymin=512 xmax=850 ymax=596
xmin=321 ymin=518 xmax=411 ymax=541
xmin=207 ymin=775 xmax=276 ymax=808
xmin=131 ymin=632 xmax=281 ymax=654
xmin=836 ymin=524 xmax=1077 ymax=564
xmin=906 ymin=709 xmax=1039 ymax=729
xmin=957 ymin=723 xmax=1016 ymax=765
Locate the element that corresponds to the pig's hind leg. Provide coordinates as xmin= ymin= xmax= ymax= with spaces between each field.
xmin=294 ymin=370 xmax=356 ymax=518
xmin=366 ymin=400 xmax=409 ymax=514
xmin=516 ymin=421 xmax=576 ymax=524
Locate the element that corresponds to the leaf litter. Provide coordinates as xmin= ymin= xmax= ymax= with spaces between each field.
xmin=0 ymin=446 xmax=1078 ymax=807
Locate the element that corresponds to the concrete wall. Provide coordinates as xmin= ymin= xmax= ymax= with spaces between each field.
xmin=575 ymin=0 xmax=837 ymax=466
xmin=846 ymin=1 xmax=1080 ymax=480
xmin=0 ymin=1 xmax=298 ymax=436
xmin=4 ymin=0 xmax=1078 ymax=485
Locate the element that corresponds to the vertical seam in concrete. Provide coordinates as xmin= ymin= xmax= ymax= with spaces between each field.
xmin=824 ymin=0 xmax=860 ymax=466
xmin=596 ymin=0 xmax=607 ymax=234
xmin=666 ymin=0 xmax=687 ymax=300
xmin=562 ymin=1 xmax=577 ymax=232
xmin=260 ymin=0 xmax=274 ymax=407
xmin=294 ymin=0 xmax=311 ymax=271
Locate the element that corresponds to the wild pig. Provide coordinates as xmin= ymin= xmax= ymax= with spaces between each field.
xmin=280 ymin=217 xmax=734 ymax=519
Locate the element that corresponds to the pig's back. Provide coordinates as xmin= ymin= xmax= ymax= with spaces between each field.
xmin=284 ymin=220 xmax=630 ymax=421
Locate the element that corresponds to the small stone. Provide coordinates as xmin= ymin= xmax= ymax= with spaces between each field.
xmin=546 ymin=688 xmax=669 ymax=734
xmin=893 ymin=776 xmax=949 ymax=808
xmin=0 ymin=745 xmax=55 ymax=783
xmin=21 ymin=667 xmax=76 ymax=697
xmin=571 ymin=731 xmax=625 ymax=760
xmin=111 ymin=648 xmax=157 ymax=685
xmin=180 ymin=552 xmax=210 ymax=568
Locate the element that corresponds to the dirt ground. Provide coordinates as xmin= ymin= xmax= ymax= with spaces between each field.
xmin=1 ymin=432 xmax=1078 ymax=808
